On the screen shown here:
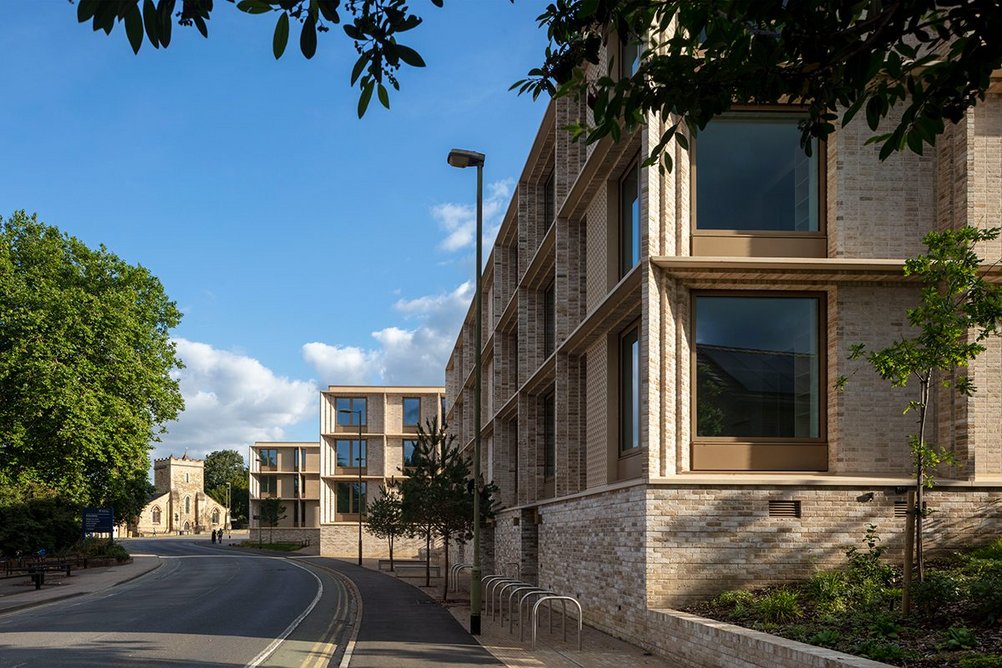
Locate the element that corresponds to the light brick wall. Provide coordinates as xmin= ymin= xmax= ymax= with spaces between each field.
xmin=320 ymin=524 xmax=430 ymax=559
xmin=828 ymin=110 xmax=936 ymax=259
xmin=249 ymin=527 xmax=319 ymax=546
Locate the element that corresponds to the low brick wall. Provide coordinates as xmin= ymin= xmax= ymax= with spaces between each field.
xmin=320 ymin=524 xmax=434 ymax=559
xmin=249 ymin=527 xmax=319 ymax=546
xmin=645 ymin=609 xmax=890 ymax=668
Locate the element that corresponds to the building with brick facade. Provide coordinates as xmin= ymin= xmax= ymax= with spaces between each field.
xmin=131 ymin=455 xmax=228 ymax=536
xmin=443 ymin=47 xmax=1002 ymax=655
xmin=318 ymin=385 xmax=446 ymax=557
xmin=249 ymin=441 xmax=321 ymax=545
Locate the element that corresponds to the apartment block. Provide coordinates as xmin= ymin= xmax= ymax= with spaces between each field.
xmin=318 ymin=385 xmax=445 ymax=557
xmin=444 ymin=43 xmax=1002 ymax=657
xmin=249 ymin=441 xmax=321 ymax=545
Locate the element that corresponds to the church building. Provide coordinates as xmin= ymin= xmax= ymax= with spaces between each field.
xmin=130 ymin=455 xmax=228 ymax=536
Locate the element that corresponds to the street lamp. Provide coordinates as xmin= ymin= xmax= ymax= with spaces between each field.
xmin=338 ymin=408 xmax=365 ymax=566
xmin=447 ymin=147 xmax=485 ymax=635
xmin=226 ymin=481 xmax=231 ymax=537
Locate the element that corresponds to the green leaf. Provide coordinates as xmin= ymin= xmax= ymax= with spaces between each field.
xmin=237 ymin=0 xmax=273 ymax=14
xmin=77 ymin=0 xmax=98 ymax=23
xmin=358 ymin=80 xmax=374 ymax=118
xmin=157 ymin=0 xmax=174 ymax=48
xmin=377 ymin=83 xmax=389 ymax=109
xmin=300 ymin=13 xmax=317 ymax=60
xmin=273 ymin=12 xmax=289 ymax=59
xmin=395 ymin=44 xmax=425 ymax=68
xmin=350 ymin=54 xmax=367 ymax=85
xmin=142 ymin=0 xmax=160 ymax=48
xmin=318 ymin=0 xmax=339 ymax=23
xmin=125 ymin=4 xmax=144 ymax=54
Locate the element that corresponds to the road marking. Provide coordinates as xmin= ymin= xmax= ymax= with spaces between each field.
xmin=244 ymin=559 xmax=324 ymax=668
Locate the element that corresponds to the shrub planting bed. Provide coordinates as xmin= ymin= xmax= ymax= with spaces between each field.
xmin=683 ymin=529 xmax=1002 ymax=667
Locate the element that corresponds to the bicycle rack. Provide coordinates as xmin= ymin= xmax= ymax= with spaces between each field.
xmin=485 ymin=577 xmax=521 ymax=619
xmin=531 ymin=595 xmax=582 ymax=650
xmin=495 ymin=581 xmax=530 ymax=623
xmin=518 ymin=589 xmax=554 ymax=641
xmin=502 ymin=561 xmax=521 ymax=579
xmin=508 ymin=586 xmax=549 ymax=634
xmin=449 ymin=563 xmax=472 ymax=591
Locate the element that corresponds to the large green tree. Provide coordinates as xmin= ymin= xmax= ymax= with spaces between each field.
xmin=0 ymin=211 xmax=184 ymax=512
xmin=204 ymin=449 xmax=249 ymax=524
xmin=76 ymin=1 xmax=1002 ymax=162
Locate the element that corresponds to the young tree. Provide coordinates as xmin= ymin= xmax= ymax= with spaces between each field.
xmin=397 ymin=421 xmax=441 ymax=588
xmin=366 ymin=487 xmax=405 ymax=571
xmin=74 ymin=2 xmax=1002 ymax=161
xmin=258 ymin=497 xmax=286 ymax=546
xmin=837 ymin=226 xmax=1002 ymax=612
xmin=204 ymin=449 xmax=249 ymax=524
xmin=0 ymin=211 xmax=184 ymax=508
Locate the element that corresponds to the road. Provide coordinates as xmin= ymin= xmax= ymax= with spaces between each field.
xmin=0 ymin=538 xmax=352 ymax=667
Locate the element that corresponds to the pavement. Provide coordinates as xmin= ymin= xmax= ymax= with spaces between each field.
xmin=1 ymin=541 xmax=669 ymax=667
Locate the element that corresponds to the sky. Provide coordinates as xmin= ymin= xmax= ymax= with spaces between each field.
xmin=0 ymin=1 xmax=550 ymax=463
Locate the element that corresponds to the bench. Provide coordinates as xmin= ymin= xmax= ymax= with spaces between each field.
xmin=378 ymin=559 xmax=441 ymax=577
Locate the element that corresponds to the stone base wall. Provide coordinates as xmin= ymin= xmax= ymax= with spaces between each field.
xmin=645 ymin=609 xmax=889 ymax=668
xmin=646 ymin=485 xmax=1002 ymax=607
xmin=320 ymin=524 xmax=434 ymax=559
xmin=249 ymin=527 xmax=320 ymax=546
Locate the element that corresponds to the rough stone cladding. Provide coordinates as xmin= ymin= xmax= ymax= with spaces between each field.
xmin=828 ymin=109 xmax=936 ymax=259
xmin=536 ymin=485 xmax=649 ymax=646
xmin=320 ymin=524 xmax=431 ymax=559
xmin=249 ymin=527 xmax=319 ymax=546
xmin=644 ymin=485 xmax=1002 ymax=608
xmin=133 ymin=491 xmax=170 ymax=535
xmin=585 ymin=339 xmax=608 ymax=487
xmin=645 ymin=609 xmax=889 ymax=668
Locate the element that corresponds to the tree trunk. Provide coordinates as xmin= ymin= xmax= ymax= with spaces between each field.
xmin=424 ymin=529 xmax=431 ymax=588
xmin=902 ymin=489 xmax=915 ymax=615
xmin=389 ymin=535 xmax=395 ymax=572
xmin=916 ymin=375 xmax=931 ymax=583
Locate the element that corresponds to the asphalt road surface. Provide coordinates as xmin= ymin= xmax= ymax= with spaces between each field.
xmin=0 ymin=538 xmax=351 ymax=667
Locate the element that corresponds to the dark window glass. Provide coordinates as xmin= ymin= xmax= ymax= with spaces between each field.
xmin=403 ymin=397 xmax=421 ymax=427
xmin=441 ymin=397 xmax=447 ymax=421
xmin=293 ymin=448 xmax=300 ymax=471
xmin=293 ymin=475 xmax=300 ymax=497
xmin=620 ymin=327 xmax=640 ymax=451
xmin=336 ymin=397 xmax=367 ymax=425
xmin=260 ymin=476 xmax=277 ymax=494
xmin=696 ymin=116 xmax=819 ymax=232
xmin=403 ymin=439 xmax=418 ymax=467
xmin=620 ymin=161 xmax=641 ymax=277
xmin=543 ymin=282 xmax=555 ymax=357
xmin=258 ymin=448 xmax=277 ymax=467
xmin=620 ymin=36 xmax=640 ymax=78
xmin=338 ymin=482 xmax=367 ymax=515
xmin=543 ymin=393 xmax=555 ymax=478
xmin=695 ymin=296 xmax=820 ymax=438
xmin=336 ymin=439 xmax=367 ymax=468
xmin=543 ymin=169 xmax=556 ymax=230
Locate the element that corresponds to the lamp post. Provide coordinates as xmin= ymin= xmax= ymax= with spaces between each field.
xmin=226 ymin=481 xmax=231 ymax=536
xmin=339 ymin=408 xmax=365 ymax=566
xmin=447 ymin=147 xmax=485 ymax=635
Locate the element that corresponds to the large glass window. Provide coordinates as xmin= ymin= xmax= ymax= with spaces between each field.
xmin=335 ymin=439 xmax=367 ymax=469
xmin=336 ymin=482 xmax=367 ymax=515
xmin=696 ymin=115 xmax=819 ymax=233
xmin=403 ymin=397 xmax=421 ymax=427
xmin=258 ymin=448 xmax=277 ymax=468
xmin=620 ymin=326 xmax=640 ymax=451
xmin=542 ymin=392 xmax=555 ymax=479
xmin=259 ymin=475 xmax=277 ymax=494
xmin=620 ymin=160 xmax=641 ymax=277
xmin=336 ymin=397 xmax=367 ymax=426
xmin=695 ymin=295 xmax=820 ymax=439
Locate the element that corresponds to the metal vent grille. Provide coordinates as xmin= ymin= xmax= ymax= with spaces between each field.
xmin=894 ymin=500 xmax=909 ymax=518
xmin=768 ymin=500 xmax=801 ymax=518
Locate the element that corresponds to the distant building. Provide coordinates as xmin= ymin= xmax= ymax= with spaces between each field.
xmin=249 ymin=441 xmax=321 ymax=545
xmin=131 ymin=455 xmax=228 ymax=536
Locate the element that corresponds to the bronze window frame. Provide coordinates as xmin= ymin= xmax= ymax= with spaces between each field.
xmin=689 ymin=290 xmax=828 ymax=472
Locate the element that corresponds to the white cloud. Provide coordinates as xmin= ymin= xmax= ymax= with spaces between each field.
xmin=432 ymin=178 xmax=514 ymax=252
xmin=158 ymin=339 xmax=317 ymax=461
xmin=303 ymin=282 xmax=473 ymax=387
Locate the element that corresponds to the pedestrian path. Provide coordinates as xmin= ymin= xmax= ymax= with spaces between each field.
xmin=0 ymin=556 xmax=161 ymax=615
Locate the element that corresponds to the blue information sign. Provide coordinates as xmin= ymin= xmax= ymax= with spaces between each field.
xmin=82 ymin=507 xmax=115 ymax=535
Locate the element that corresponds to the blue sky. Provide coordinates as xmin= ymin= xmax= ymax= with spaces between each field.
xmin=0 ymin=1 xmax=549 ymax=460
